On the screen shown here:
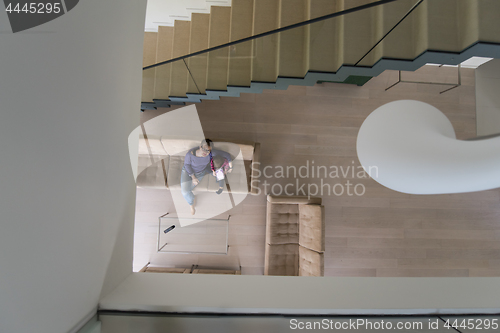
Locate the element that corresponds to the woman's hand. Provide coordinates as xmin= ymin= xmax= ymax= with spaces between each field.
xmin=212 ymin=170 xmax=216 ymax=176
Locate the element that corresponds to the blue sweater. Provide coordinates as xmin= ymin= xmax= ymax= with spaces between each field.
xmin=183 ymin=148 xmax=232 ymax=176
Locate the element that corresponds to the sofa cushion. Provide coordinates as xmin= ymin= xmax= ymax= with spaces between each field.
xmin=138 ymin=135 xmax=168 ymax=156
xmin=166 ymin=156 xmax=209 ymax=192
xmin=166 ymin=156 xmax=184 ymax=190
xmin=299 ymin=204 xmax=325 ymax=253
xmin=224 ymin=159 xmax=250 ymax=193
xmin=136 ymin=155 xmax=169 ymax=188
xmin=207 ymin=158 xmax=249 ymax=193
xmin=265 ymin=244 xmax=299 ymax=276
xmin=160 ymin=138 xmax=201 ymax=157
xmin=266 ymin=202 xmax=299 ymax=245
xmin=207 ymin=174 xmax=221 ymax=192
xmin=298 ymin=246 xmax=324 ymax=276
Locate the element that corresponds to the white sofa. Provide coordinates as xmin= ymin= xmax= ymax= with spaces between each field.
xmin=136 ymin=136 xmax=260 ymax=194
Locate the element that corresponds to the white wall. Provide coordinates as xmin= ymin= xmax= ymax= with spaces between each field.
xmin=476 ymin=59 xmax=500 ymax=136
xmin=101 ymin=273 xmax=500 ymax=315
xmin=0 ymin=1 xmax=145 ymax=332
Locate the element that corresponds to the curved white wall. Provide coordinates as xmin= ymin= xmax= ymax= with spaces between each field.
xmin=0 ymin=1 xmax=145 ymax=332
xmin=357 ymin=100 xmax=500 ymax=194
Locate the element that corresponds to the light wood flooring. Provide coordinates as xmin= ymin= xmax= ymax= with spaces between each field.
xmin=135 ymin=65 xmax=500 ymax=277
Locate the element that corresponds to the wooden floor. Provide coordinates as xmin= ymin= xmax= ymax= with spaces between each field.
xmin=135 ymin=65 xmax=500 ymax=277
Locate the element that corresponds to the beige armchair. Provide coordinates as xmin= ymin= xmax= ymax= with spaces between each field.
xmin=264 ymin=195 xmax=325 ymax=276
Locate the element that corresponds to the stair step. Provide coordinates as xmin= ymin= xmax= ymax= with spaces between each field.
xmin=342 ymin=0 xmax=383 ymax=66
xmin=154 ymin=26 xmax=174 ymax=100
xmin=458 ymin=0 xmax=479 ymax=50
xmin=278 ymin=0 xmax=309 ymax=77
xmin=227 ymin=0 xmax=254 ymax=87
xmin=478 ymin=0 xmax=500 ymax=45
xmin=169 ymin=20 xmax=191 ymax=97
xmin=379 ymin=0 xmax=427 ymax=61
xmin=207 ymin=6 xmax=232 ymax=90
xmin=308 ymin=0 xmax=344 ymax=72
xmin=251 ymin=0 xmax=280 ymax=82
xmin=142 ymin=32 xmax=158 ymax=102
xmin=187 ymin=13 xmax=210 ymax=94
xmin=427 ymin=0 xmax=460 ymax=52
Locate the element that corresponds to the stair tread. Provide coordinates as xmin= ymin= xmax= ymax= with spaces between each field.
xmin=251 ymin=0 xmax=280 ymax=82
xmin=427 ymin=0 xmax=461 ymax=52
xmin=170 ymin=20 xmax=191 ymax=97
xmin=278 ymin=0 xmax=309 ymax=77
xmin=379 ymin=0 xmax=426 ymax=61
xmin=142 ymin=32 xmax=158 ymax=102
xmin=342 ymin=0 xmax=382 ymax=66
xmin=207 ymin=6 xmax=232 ymax=90
xmin=187 ymin=13 xmax=210 ymax=94
xmin=154 ymin=26 xmax=174 ymax=100
xmin=308 ymin=0 xmax=344 ymax=72
xmin=478 ymin=0 xmax=500 ymax=44
xmin=228 ymin=0 xmax=254 ymax=86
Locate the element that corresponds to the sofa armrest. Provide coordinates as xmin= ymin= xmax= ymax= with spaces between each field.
xmin=250 ymin=143 xmax=261 ymax=194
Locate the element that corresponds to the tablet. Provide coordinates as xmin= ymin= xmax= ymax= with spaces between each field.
xmin=215 ymin=169 xmax=225 ymax=181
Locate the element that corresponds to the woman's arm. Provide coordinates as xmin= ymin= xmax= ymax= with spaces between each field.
xmin=183 ymin=149 xmax=195 ymax=175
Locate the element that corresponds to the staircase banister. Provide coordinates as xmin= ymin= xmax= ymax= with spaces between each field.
xmin=142 ymin=0 xmax=401 ymax=71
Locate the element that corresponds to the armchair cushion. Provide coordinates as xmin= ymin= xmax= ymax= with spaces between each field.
xmin=298 ymin=246 xmax=324 ymax=277
xmin=165 ymin=156 xmax=184 ymax=190
xmin=299 ymin=204 xmax=325 ymax=253
xmin=266 ymin=202 xmax=299 ymax=245
xmin=136 ymin=156 xmax=169 ymax=188
xmin=264 ymin=244 xmax=299 ymax=276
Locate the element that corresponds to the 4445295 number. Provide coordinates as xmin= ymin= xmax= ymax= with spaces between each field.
xmin=5 ymin=3 xmax=61 ymax=14
xmin=444 ymin=318 xmax=498 ymax=330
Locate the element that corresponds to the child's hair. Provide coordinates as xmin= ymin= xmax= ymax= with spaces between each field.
xmin=212 ymin=155 xmax=225 ymax=169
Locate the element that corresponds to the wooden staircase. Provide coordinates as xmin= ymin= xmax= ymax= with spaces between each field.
xmin=141 ymin=0 xmax=500 ymax=110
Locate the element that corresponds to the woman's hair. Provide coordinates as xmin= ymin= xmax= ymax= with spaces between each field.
xmin=201 ymin=138 xmax=213 ymax=148
xmin=212 ymin=155 xmax=225 ymax=169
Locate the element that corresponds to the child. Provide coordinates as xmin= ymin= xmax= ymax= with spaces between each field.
xmin=211 ymin=155 xmax=232 ymax=194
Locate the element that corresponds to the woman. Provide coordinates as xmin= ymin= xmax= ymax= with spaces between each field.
xmin=180 ymin=139 xmax=232 ymax=215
